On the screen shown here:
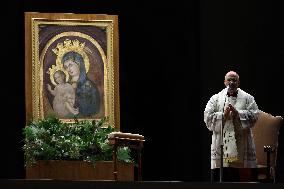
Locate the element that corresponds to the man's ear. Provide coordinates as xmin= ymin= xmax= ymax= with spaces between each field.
xmin=224 ymin=80 xmax=228 ymax=87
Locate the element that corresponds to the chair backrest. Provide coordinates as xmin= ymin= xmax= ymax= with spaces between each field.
xmin=252 ymin=111 xmax=283 ymax=167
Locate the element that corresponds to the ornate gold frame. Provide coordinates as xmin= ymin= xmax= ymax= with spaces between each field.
xmin=25 ymin=12 xmax=120 ymax=129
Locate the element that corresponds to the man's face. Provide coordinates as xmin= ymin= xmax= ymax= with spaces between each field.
xmin=224 ymin=74 xmax=239 ymax=94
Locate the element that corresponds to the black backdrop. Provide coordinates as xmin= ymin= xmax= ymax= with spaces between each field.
xmin=1 ymin=0 xmax=284 ymax=182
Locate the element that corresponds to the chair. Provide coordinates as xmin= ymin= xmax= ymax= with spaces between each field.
xmin=108 ymin=132 xmax=145 ymax=181
xmin=252 ymin=111 xmax=283 ymax=182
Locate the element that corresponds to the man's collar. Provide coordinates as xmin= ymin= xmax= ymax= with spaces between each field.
xmin=227 ymin=90 xmax=238 ymax=97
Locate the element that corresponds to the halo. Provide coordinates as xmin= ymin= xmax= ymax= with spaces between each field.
xmin=52 ymin=39 xmax=90 ymax=74
xmin=48 ymin=64 xmax=69 ymax=86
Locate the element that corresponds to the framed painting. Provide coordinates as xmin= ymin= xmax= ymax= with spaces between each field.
xmin=25 ymin=12 xmax=120 ymax=129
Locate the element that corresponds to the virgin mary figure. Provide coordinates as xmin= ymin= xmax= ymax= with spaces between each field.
xmin=62 ymin=51 xmax=100 ymax=117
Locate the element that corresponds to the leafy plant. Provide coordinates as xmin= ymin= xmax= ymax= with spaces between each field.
xmin=23 ymin=116 xmax=133 ymax=166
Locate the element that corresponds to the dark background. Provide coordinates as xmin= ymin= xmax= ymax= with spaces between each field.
xmin=1 ymin=0 xmax=284 ymax=182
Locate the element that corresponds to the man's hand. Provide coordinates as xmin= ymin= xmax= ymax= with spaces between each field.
xmin=224 ymin=104 xmax=239 ymax=121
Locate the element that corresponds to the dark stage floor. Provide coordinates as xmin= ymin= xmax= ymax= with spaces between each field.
xmin=1 ymin=180 xmax=284 ymax=189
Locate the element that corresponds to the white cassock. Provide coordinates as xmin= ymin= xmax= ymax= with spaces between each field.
xmin=204 ymin=88 xmax=259 ymax=169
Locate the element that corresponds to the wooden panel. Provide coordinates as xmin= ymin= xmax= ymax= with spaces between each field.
xmin=26 ymin=160 xmax=134 ymax=181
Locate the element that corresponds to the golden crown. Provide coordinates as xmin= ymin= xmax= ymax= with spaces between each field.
xmin=52 ymin=39 xmax=85 ymax=56
xmin=48 ymin=39 xmax=90 ymax=86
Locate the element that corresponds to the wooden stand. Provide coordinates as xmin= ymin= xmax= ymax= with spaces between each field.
xmin=26 ymin=160 xmax=134 ymax=181
xmin=108 ymin=132 xmax=145 ymax=181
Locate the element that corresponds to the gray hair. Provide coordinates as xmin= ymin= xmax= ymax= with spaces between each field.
xmin=224 ymin=71 xmax=239 ymax=80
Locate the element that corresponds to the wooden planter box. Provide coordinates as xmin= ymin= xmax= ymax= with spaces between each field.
xmin=26 ymin=160 xmax=134 ymax=181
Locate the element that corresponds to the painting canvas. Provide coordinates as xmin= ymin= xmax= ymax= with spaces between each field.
xmin=25 ymin=13 xmax=120 ymax=129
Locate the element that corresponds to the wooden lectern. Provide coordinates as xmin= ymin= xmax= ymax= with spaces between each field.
xmin=108 ymin=132 xmax=145 ymax=181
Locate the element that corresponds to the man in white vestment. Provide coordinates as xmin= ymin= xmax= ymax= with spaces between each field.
xmin=204 ymin=71 xmax=259 ymax=182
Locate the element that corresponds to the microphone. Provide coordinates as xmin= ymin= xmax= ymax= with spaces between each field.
xmin=223 ymin=87 xmax=228 ymax=112
xmin=219 ymin=87 xmax=229 ymax=182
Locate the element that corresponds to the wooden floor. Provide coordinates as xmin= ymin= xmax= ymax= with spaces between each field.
xmin=1 ymin=180 xmax=284 ymax=189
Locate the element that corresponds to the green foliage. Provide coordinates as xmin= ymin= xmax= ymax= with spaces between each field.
xmin=23 ymin=116 xmax=133 ymax=166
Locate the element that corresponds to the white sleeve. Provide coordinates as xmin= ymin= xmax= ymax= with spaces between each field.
xmin=238 ymin=96 xmax=259 ymax=129
xmin=204 ymin=94 xmax=223 ymax=133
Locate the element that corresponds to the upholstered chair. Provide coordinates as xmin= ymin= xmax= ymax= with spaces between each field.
xmin=251 ymin=111 xmax=283 ymax=182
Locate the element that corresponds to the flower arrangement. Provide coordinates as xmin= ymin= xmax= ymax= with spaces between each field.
xmin=23 ymin=116 xmax=133 ymax=166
